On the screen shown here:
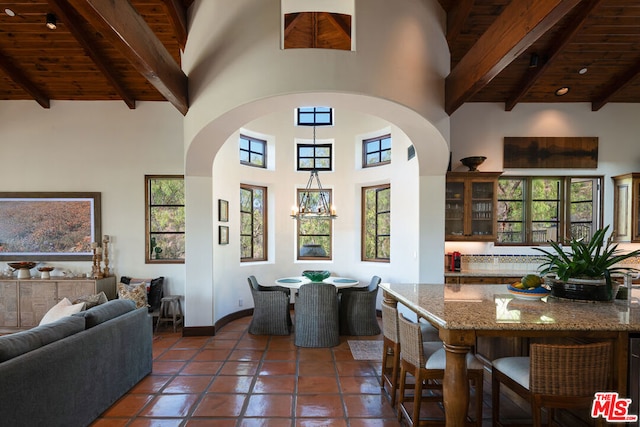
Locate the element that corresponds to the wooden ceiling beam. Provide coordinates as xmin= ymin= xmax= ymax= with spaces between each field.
xmin=284 ymin=12 xmax=303 ymax=38
xmin=0 ymin=50 xmax=50 ymax=108
xmin=445 ymin=0 xmax=474 ymax=46
xmin=445 ymin=0 xmax=580 ymax=116
xmin=592 ymin=58 xmax=640 ymax=111
xmin=48 ymin=0 xmax=137 ymax=109
xmin=66 ymin=0 xmax=189 ymax=115
xmin=325 ymin=13 xmax=351 ymax=40
xmin=161 ymin=0 xmax=188 ymax=51
xmin=505 ymin=0 xmax=604 ymax=111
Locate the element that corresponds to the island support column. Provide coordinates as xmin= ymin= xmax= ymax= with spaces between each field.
xmin=440 ymin=329 xmax=476 ymax=427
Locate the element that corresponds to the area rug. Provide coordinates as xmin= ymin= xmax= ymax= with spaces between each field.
xmin=348 ymin=340 xmax=383 ymax=361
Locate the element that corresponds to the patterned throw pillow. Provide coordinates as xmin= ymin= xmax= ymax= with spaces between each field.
xmin=117 ymin=282 xmax=148 ymax=309
xmin=73 ymin=291 xmax=108 ymax=309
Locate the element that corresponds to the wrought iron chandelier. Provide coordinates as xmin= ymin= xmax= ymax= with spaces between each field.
xmin=291 ymin=126 xmax=337 ymax=220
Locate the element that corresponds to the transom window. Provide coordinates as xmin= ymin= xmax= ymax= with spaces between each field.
xmin=363 ymin=134 xmax=391 ymax=167
xmin=239 ymin=135 xmax=266 ymax=168
xmin=297 ymin=107 xmax=333 ymax=126
xmin=497 ymin=176 xmax=602 ymax=245
xmin=362 ymin=184 xmax=390 ymax=262
xmin=145 ymin=175 xmax=185 ymax=263
xmin=297 ymin=144 xmax=332 ymax=171
xmin=240 ymin=184 xmax=267 ymax=261
xmin=297 ymin=189 xmax=332 ymax=260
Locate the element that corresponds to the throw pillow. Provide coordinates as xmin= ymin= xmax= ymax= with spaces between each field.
xmin=73 ymin=291 xmax=108 ymax=309
xmin=39 ymin=298 xmax=85 ymax=326
xmin=117 ymin=282 xmax=148 ymax=309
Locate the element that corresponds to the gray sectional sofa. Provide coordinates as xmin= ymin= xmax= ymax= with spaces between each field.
xmin=0 ymin=299 xmax=153 ymax=427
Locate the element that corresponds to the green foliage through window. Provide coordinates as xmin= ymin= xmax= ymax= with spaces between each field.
xmin=297 ymin=144 xmax=332 ymax=171
xmin=497 ymin=176 xmax=601 ymax=245
xmin=241 ymin=184 xmax=267 ymax=261
xmin=362 ymin=184 xmax=390 ymax=262
xmin=297 ymin=189 xmax=332 ymax=259
xmin=146 ymin=175 xmax=185 ymax=263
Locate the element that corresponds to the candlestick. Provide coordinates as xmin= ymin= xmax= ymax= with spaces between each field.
xmin=102 ymin=237 xmax=110 ymax=277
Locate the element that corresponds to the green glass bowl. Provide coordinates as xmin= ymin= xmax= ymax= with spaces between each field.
xmin=303 ymin=270 xmax=331 ymax=282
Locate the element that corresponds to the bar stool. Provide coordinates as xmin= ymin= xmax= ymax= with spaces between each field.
xmin=156 ymin=295 xmax=183 ymax=332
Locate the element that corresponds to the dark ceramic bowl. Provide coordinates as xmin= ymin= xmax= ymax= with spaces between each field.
xmin=460 ymin=156 xmax=487 ymax=171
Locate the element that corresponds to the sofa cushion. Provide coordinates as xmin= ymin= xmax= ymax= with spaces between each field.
xmin=39 ymin=297 xmax=85 ymax=326
xmin=73 ymin=299 xmax=136 ymax=329
xmin=73 ymin=291 xmax=108 ymax=309
xmin=0 ymin=316 xmax=85 ymax=362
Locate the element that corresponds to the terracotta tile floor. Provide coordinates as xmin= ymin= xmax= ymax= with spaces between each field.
xmin=89 ymin=315 xmax=536 ymax=427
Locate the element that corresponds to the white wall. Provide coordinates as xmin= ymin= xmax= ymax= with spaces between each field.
xmin=447 ymin=102 xmax=640 ymax=255
xmin=0 ymin=101 xmax=186 ymax=296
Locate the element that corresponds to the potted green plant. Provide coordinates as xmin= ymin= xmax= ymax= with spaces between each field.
xmin=535 ymin=225 xmax=640 ymax=301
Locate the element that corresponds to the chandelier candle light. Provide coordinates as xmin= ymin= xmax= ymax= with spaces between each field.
xmin=290 ymin=126 xmax=337 ymax=220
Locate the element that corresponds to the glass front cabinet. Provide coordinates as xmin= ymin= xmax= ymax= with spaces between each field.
xmin=612 ymin=173 xmax=640 ymax=243
xmin=445 ymin=172 xmax=501 ymax=241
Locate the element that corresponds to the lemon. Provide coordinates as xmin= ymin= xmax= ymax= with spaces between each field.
xmin=512 ymin=282 xmax=525 ymax=289
xmin=522 ymin=274 xmax=543 ymax=288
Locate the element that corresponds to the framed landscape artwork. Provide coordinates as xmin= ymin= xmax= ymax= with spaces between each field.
xmin=0 ymin=192 xmax=101 ymax=261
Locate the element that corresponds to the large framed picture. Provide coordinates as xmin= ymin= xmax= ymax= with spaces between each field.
xmin=0 ymin=192 xmax=101 ymax=261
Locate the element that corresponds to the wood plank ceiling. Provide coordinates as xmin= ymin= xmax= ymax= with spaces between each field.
xmin=1 ymin=1 xmax=640 ymax=116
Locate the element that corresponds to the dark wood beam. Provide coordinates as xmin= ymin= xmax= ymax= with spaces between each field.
xmin=445 ymin=0 xmax=580 ymax=115
xmin=161 ymin=0 xmax=188 ymax=51
xmin=284 ymin=12 xmax=303 ymax=38
xmin=48 ymin=0 xmax=137 ymax=109
xmin=592 ymin=58 xmax=640 ymax=111
xmin=506 ymin=0 xmax=604 ymax=111
xmin=325 ymin=13 xmax=351 ymax=40
xmin=67 ymin=0 xmax=189 ymax=115
xmin=0 ymin=50 xmax=50 ymax=108
xmin=446 ymin=0 xmax=474 ymax=46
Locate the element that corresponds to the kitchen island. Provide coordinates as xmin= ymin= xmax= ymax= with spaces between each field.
xmin=380 ymin=282 xmax=640 ymax=427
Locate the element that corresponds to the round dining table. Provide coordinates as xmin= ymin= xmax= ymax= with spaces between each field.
xmin=273 ymin=276 xmax=360 ymax=289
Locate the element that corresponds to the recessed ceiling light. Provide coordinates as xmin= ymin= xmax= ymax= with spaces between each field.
xmin=579 ymin=67 xmax=588 ymax=75
xmin=555 ymin=87 xmax=570 ymax=96
xmin=4 ymin=8 xmax=15 ymax=17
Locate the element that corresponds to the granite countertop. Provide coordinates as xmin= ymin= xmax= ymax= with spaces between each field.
xmin=444 ymin=270 xmax=533 ymax=277
xmin=381 ymin=282 xmax=640 ymax=332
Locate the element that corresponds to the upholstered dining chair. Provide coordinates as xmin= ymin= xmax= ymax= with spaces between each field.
xmin=492 ymin=341 xmax=612 ymax=427
xmin=397 ymin=313 xmax=484 ymax=427
xmin=338 ymin=275 xmax=382 ymax=335
xmin=294 ymin=283 xmax=340 ymax=347
xmin=247 ymin=279 xmax=291 ymax=336
xmin=381 ymin=301 xmax=441 ymax=407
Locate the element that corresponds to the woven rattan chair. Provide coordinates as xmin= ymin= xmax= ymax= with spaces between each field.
xmin=247 ymin=280 xmax=291 ymax=336
xmin=338 ymin=275 xmax=381 ymax=336
xmin=381 ymin=301 xmax=441 ymax=407
xmin=492 ymin=341 xmax=612 ymax=427
xmin=248 ymin=275 xmax=291 ymax=297
xmin=397 ymin=313 xmax=484 ymax=427
xmin=294 ymin=283 xmax=340 ymax=347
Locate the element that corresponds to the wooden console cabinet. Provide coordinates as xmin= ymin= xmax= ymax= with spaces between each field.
xmin=612 ymin=173 xmax=640 ymax=242
xmin=0 ymin=276 xmax=116 ymax=329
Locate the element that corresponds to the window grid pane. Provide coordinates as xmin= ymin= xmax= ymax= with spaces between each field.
xmin=297 ymin=189 xmax=332 ymax=259
xmin=297 ymin=144 xmax=332 ymax=171
xmin=146 ymin=175 xmax=185 ymax=263
xmin=362 ymin=184 xmax=390 ymax=262
xmin=240 ymin=185 xmax=267 ymax=261
xmin=363 ymin=134 xmax=391 ymax=167
xmin=297 ymin=107 xmax=333 ymax=126
xmin=239 ymin=135 xmax=266 ymax=168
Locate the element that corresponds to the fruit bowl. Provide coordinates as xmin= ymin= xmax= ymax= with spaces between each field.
xmin=460 ymin=156 xmax=486 ymax=171
xmin=302 ymin=270 xmax=331 ymax=282
xmin=8 ymin=262 xmax=36 ymax=270
xmin=507 ymin=284 xmax=550 ymax=300
xmin=37 ymin=266 xmax=55 ymax=272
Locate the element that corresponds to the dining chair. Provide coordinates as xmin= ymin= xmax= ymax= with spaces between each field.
xmin=492 ymin=341 xmax=612 ymax=427
xmin=381 ymin=301 xmax=441 ymax=407
xmin=338 ymin=275 xmax=381 ymax=335
xmin=397 ymin=313 xmax=484 ymax=427
xmin=294 ymin=283 xmax=340 ymax=347
xmin=248 ymin=275 xmax=291 ymax=297
xmin=247 ymin=279 xmax=291 ymax=335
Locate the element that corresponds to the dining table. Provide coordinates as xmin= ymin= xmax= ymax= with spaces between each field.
xmin=380 ymin=282 xmax=640 ymax=427
xmin=273 ymin=276 xmax=360 ymax=289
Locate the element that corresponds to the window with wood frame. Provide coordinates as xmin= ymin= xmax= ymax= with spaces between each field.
xmin=297 ymin=188 xmax=332 ymax=260
xmin=240 ymin=184 xmax=267 ymax=261
xmin=362 ymin=184 xmax=390 ymax=262
xmin=497 ymin=176 xmax=602 ymax=245
xmin=145 ymin=175 xmax=185 ymax=264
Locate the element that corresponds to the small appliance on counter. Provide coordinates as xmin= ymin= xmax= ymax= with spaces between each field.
xmin=447 ymin=251 xmax=461 ymax=272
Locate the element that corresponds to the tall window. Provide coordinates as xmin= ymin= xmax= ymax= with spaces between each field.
xmin=297 ymin=107 xmax=333 ymax=126
xmin=297 ymin=144 xmax=332 ymax=171
xmin=240 ymin=184 xmax=267 ymax=261
xmin=239 ymin=134 xmax=266 ymax=168
xmin=497 ymin=176 xmax=602 ymax=245
xmin=363 ymin=134 xmax=391 ymax=167
xmin=145 ymin=175 xmax=185 ymax=263
xmin=297 ymin=189 xmax=332 ymax=260
xmin=362 ymin=184 xmax=391 ymax=262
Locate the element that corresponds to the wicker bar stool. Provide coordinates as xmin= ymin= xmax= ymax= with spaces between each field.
xmin=397 ymin=313 xmax=484 ymax=427
xmin=380 ymin=301 xmax=440 ymax=407
xmin=492 ymin=341 xmax=612 ymax=427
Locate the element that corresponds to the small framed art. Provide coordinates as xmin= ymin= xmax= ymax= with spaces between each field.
xmin=219 ymin=226 xmax=229 ymax=245
xmin=218 ymin=199 xmax=229 ymax=222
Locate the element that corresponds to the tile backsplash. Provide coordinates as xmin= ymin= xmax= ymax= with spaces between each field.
xmin=455 ymin=254 xmax=640 ymax=273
